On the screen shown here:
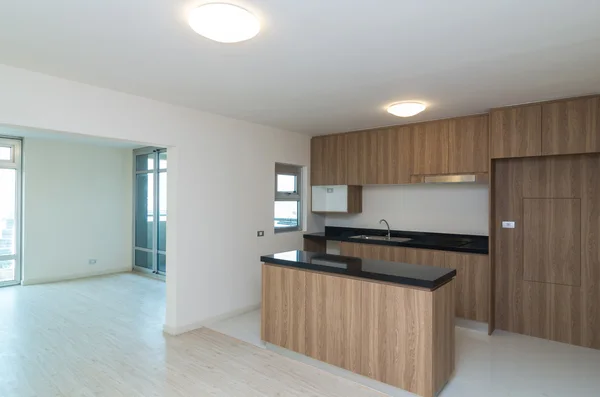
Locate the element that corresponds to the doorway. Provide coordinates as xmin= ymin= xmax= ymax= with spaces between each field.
xmin=133 ymin=148 xmax=167 ymax=275
xmin=0 ymin=137 xmax=22 ymax=287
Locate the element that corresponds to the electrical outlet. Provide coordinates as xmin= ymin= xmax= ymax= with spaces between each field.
xmin=88 ymin=259 xmax=97 ymax=265
xmin=257 ymin=231 xmax=264 ymax=237
xmin=502 ymin=221 xmax=515 ymax=229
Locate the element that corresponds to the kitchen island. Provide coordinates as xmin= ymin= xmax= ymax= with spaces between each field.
xmin=261 ymin=250 xmax=456 ymax=397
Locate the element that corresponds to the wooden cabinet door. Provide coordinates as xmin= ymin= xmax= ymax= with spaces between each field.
xmin=490 ymin=104 xmax=541 ymax=158
xmin=310 ymin=136 xmax=326 ymax=186
xmin=360 ymin=281 xmax=432 ymax=395
xmin=377 ymin=126 xmax=412 ymax=184
xmin=404 ymin=248 xmax=446 ymax=267
xmin=340 ymin=242 xmax=405 ymax=262
xmin=340 ymin=241 xmax=358 ymax=257
xmin=542 ymin=96 xmax=600 ymax=156
xmin=412 ymin=120 xmax=449 ymax=175
xmin=311 ymin=135 xmax=347 ymax=185
xmin=444 ymin=252 xmax=489 ymax=322
xmin=324 ymin=134 xmax=348 ymax=185
xmin=347 ymin=131 xmax=378 ymax=185
xmin=448 ymin=115 xmax=489 ymax=173
xmin=261 ymin=265 xmax=306 ymax=354
xmin=305 ymin=272 xmax=361 ymax=372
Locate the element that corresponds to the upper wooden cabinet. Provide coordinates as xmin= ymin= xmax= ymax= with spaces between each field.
xmin=310 ymin=136 xmax=326 ymax=185
xmin=311 ymin=134 xmax=347 ymax=185
xmin=412 ymin=120 xmax=449 ymax=175
xmin=347 ymin=131 xmax=378 ymax=185
xmin=448 ymin=115 xmax=489 ymax=173
xmin=377 ymin=126 xmax=412 ymax=184
xmin=490 ymin=104 xmax=541 ymax=159
xmin=542 ymin=96 xmax=600 ymax=156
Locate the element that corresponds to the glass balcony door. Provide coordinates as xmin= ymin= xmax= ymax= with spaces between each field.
xmin=0 ymin=138 xmax=22 ymax=287
xmin=133 ymin=148 xmax=167 ymax=275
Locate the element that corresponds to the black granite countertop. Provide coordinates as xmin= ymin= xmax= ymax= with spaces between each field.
xmin=261 ymin=250 xmax=456 ymax=290
xmin=304 ymin=226 xmax=488 ymax=254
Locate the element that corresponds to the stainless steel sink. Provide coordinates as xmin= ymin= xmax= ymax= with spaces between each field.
xmin=349 ymin=235 xmax=413 ymax=243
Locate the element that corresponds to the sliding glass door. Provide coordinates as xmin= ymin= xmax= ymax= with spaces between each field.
xmin=0 ymin=138 xmax=22 ymax=287
xmin=133 ymin=148 xmax=167 ymax=275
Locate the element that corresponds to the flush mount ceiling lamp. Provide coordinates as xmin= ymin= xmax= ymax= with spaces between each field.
xmin=188 ymin=3 xmax=260 ymax=43
xmin=387 ymin=102 xmax=427 ymax=117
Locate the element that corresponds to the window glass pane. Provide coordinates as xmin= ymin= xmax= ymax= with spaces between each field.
xmin=274 ymin=201 xmax=299 ymax=229
xmin=277 ymin=174 xmax=296 ymax=192
xmin=135 ymin=174 xmax=153 ymax=249
xmin=134 ymin=250 xmax=152 ymax=270
xmin=0 ymin=259 xmax=15 ymax=283
xmin=158 ymin=253 xmax=166 ymax=273
xmin=0 ymin=169 xmax=17 ymax=256
xmin=158 ymin=152 xmax=167 ymax=170
xmin=158 ymin=172 xmax=167 ymax=252
xmin=0 ymin=146 xmax=11 ymax=161
xmin=135 ymin=153 xmax=154 ymax=171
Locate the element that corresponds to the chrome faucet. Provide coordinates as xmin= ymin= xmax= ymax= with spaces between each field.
xmin=379 ymin=219 xmax=391 ymax=240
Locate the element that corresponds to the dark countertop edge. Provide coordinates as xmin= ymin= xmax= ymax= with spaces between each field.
xmin=303 ymin=233 xmax=489 ymax=255
xmin=260 ymin=256 xmax=457 ymax=290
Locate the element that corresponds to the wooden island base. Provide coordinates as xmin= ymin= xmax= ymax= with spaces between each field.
xmin=261 ymin=263 xmax=455 ymax=397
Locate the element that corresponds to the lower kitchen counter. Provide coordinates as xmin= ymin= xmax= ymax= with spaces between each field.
xmin=261 ymin=251 xmax=456 ymax=397
xmin=304 ymin=226 xmax=489 ymax=254
xmin=338 ymin=240 xmax=490 ymax=324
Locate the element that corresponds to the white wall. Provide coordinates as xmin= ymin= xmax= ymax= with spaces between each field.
xmin=326 ymin=184 xmax=489 ymax=235
xmin=22 ymin=138 xmax=132 ymax=284
xmin=0 ymin=64 xmax=319 ymax=333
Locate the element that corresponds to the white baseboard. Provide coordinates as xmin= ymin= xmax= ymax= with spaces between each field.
xmin=21 ymin=268 xmax=131 ymax=286
xmin=163 ymin=303 xmax=260 ymax=336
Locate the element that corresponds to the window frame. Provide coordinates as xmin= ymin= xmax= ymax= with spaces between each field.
xmin=274 ymin=163 xmax=302 ymax=233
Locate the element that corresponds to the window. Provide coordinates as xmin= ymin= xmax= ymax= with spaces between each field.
xmin=274 ymin=163 xmax=302 ymax=233
xmin=0 ymin=137 xmax=21 ymax=287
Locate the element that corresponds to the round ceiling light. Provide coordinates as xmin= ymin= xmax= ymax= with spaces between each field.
xmin=188 ymin=3 xmax=260 ymax=43
xmin=387 ymin=102 xmax=427 ymax=117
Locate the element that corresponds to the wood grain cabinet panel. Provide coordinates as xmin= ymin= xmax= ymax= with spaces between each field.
xmin=261 ymin=265 xmax=306 ymax=354
xmin=377 ymin=126 xmax=413 ymax=184
xmin=404 ymin=248 xmax=446 ymax=268
xmin=448 ymin=115 xmax=489 ymax=173
xmin=360 ymin=279 xmax=455 ymax=397
xmin=494 ymin=154 xmax=600 ymax=349
xmin=581 ymin=156 xmax=600 ymax=349
xmin=347 ymin=131 xmax=378 ymax=185
xmin=340 ymin=242 xmax=406 ymax=262
xmin=412 ymin=120 xmax=449 ymax=175
xmin=542 ymin=96 xmax=600 ymax=156
xmin=324 ymin=134 xmax=348 ymax=185
xmin=444 ymin=252 xmax=489 ymax=322
xmin=490 ymin=105 xmax=541 ymax=158
xmin=310 ymin=134 xmax=348 ymax=185
xmin=523 ymin=198 xmax=581 ymax=287
xmin=305 ymin=272 xmax=362 ymax=372
xmin=360 ymin=281 xmax=431 ymax=394
xmin=310 ymin=136 xmax=326 ymax=186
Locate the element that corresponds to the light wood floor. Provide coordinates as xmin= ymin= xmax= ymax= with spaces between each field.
xmin=0 ymin=273 xmax=384 ymax=397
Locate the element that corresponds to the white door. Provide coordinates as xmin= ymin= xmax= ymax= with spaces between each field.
xmin=0 ymin=138 xmax=22 ymax=287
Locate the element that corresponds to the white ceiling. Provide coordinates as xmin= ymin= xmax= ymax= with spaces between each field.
xmin=1 ymin=0 xmax=599 ymax=135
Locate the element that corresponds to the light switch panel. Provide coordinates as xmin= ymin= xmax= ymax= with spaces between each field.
xmin=502 ymin=221 xmax=515 ymax=229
